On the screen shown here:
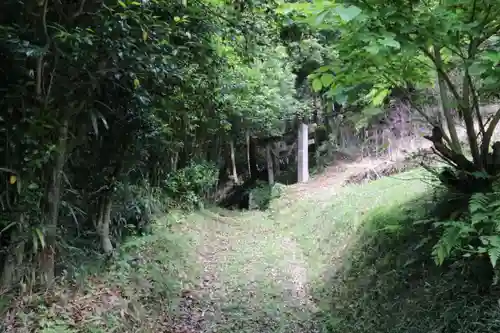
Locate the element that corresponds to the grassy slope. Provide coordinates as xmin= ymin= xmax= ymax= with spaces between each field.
xmin=7 ymin=168 xmax=500 ymax=332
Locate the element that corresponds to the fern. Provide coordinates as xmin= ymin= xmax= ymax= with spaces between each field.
xmin=432 ymin=189 xmax=500 ymax=268
xmin=488 ymin=247 xmax=500 ymax=267
xmin=432 ymin=221 xmax=475 ymax=265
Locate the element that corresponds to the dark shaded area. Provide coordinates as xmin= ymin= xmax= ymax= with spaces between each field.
xmin=311 ymin=193 xmax=499 ymax=333
xmin=218 ymin=171 xmax=268 ymax=210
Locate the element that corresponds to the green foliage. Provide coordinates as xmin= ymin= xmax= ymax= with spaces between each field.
xmin=113 ymin=181 xmax=164 ymax=237
xmin=164 ymin=162 xmax=219 ymax=209
xmin=0 ymin=0 xmax=314 ymax=292
xmin=218 ymin=42 xmax=303 ymax=136
xmin=432 ymin=184 xmax=500 ymax=268
xmin=328 ymin=189 xmax=500 ymax=333
xmin=248 ymin=182 xmax=285 ymax=210
xmin=281 ymin=0 xmax=434 ymax=104
xmin=281 ymin=0 xmax=500 ymax=166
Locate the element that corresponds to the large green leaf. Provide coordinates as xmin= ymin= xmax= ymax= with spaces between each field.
xmin=379 ymin=37 xmax=400 ymax=49
xmin=468 ymin=62 xmax=487 ymax=76
xmin=334 ymin=5 xmax=362 ymax=22
xmin=312 ymin=78 xmax=323 ymax=92
xmin=320 ymin=73 xmax=335 ymax=87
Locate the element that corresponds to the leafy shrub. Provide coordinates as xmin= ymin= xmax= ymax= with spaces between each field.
xmin=164 ymin=162 xmax=219 ymax=209
xmin=113 ymin=181 xmax=165 ymax=238
xmin=249 ymin=182 xmax=285 ymax=210
xmin=431 ymin=181 xmax=500 ymax=269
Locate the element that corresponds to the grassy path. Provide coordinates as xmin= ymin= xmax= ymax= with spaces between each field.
xmin=10 ymin=164 xmax=500 ymax=333
xmin=178 ymin=166 xmax=430 ymax=333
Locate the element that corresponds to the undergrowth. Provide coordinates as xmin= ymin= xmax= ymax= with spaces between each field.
xmin=2 ymin=213 xmax=198 ymax=333
xmin=320 ymin=187 xmax=500 ymax=333
xmin=5 ymin=168 xmax=500 ymax=333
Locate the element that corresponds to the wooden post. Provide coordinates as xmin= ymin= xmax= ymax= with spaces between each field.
xmin=297 ymin=122 xmax=309 ymax=183
xmin=266 ymin=143 xmax=275 ymax=185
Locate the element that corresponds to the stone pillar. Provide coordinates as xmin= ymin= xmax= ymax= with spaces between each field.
xmin=297 ymin=122 xmax=309 ymax=183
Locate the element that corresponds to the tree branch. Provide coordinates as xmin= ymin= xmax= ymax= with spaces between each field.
xmin=420 ymin=46 xmax=462 ymax=104
xmin=433 ymin=46 xmax=462 ymax=153
xmin=72 ymin=0 xmax=87 ymax=19
xmin=481 ymin=107 xmax=500 ymax=167
xmin=467 ymin=72 xmax=485 ymax=135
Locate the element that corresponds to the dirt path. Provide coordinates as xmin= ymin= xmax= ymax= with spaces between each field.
xmin=181 ymin=213 xmax=318 ymax=333
xmin=177 ymin=161 xmax=390 ymax=333
xmin=178 ymin=147 xmax=434 ymax=333
xmin=178 ymin=109 xmax=500 ymax=332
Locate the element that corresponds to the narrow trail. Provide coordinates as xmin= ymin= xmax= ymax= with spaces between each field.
xmin=178 ymin=161 xmax=391 ymax=333
xmin=176 ymin=136 xmax=436 ymax=333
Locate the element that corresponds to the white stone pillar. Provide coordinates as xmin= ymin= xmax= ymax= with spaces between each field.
xmin=297 ymin=123 xmax=309 ymax=183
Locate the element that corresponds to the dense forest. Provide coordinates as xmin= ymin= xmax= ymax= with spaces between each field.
xmin=0 ymin=0 xmax=311 ymax=288
xmin=2 ymin=0 xmax=500 ymax=331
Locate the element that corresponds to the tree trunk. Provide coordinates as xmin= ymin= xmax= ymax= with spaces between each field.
xmin=266 ymin=143 xmax=274 ymax=185
xmin=482 ymin=107 xmax=500 ymax=170
xmin=41 ymin=117 xmax=69 ymax=287
xmin=460 ymin=71 xmax=481 ymax=166
xmin=249 ymin=137 xmax=259 ymax=178
xmin=313 ymin=95 xmax=320 ymax=164
xmin=1 ymin=224 xmax=25 ymax=290
xmin=434 ymin=46 xmax=462 ymax=154
xmin=229 ymin=139 xmax=239 ymax=183
xmin=171 ymin=152 xmax=179 ymax=172
xmin=96 ymin=194 xmax=113 ymax=254
xmin=246 ymin=131 xmax=251 ymax=177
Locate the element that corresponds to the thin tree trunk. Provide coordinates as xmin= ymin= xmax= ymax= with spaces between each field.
xmin=434 ymin=76 xmax=444 ymax=128
xmin=313 ymin=95 xmax=320 ymax=165
xmin=41 ymin=117 xmax=69 ymax=286
xmin=246 ymin=131 xmax=251 ymax=177
xmin=1 ymin=223 xmax=25 ymax=290
xmin=482 ymin=107 xmax=500 ymax=169
xmin=96 ymin=194 xmax=113 ymax=254
xmin=266 ymin=142 xmax=274 ymax=185
xmin=229 ymin=139 xmax=238 ymax=183
xmin=171 ymin=152 xmax=179 ymax=172
xmin=434 ymin=46 xmax=462 ymax=154
xmin=460 ymin=70 xmax=481 ymax=166
xmin=249 ymin=137 xmax=259 ymax=178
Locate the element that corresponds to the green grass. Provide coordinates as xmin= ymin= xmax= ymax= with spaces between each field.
xmin=9 ymin=168 xmax=500 ymax=332
xmin=172 ymin=168 xmax=433 ymax=333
